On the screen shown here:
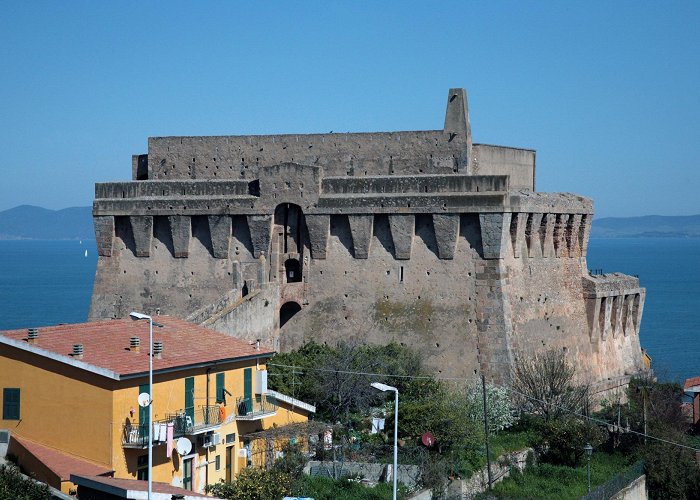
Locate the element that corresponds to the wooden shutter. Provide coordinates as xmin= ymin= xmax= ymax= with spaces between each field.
xmin=2 ymin=388 xmax=20 ymax=420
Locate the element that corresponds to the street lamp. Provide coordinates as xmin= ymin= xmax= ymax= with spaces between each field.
xmin=583 ymin=443 xmax=593 ymax=493
xmin=371 ymin=382 xmax=399 ymax=500
xmin=130 ymin=312 xmax=163 ymax=500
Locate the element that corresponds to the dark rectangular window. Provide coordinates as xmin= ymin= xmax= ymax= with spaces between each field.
xmin=3 ymin=388 xmax=20 ymax=420
xmin=215 ymin=454 xmax=221 ymax=470
xmin=184 ymin=457 xmax=193 ymax=490
xmin=137 ymin=454 xmax=148 ymax=480
xmin=216 ymin=372 xmax=225 ymax=403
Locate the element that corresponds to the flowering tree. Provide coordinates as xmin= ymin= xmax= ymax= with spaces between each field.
xmin=465 ymin=381 xmax=518 ymax=433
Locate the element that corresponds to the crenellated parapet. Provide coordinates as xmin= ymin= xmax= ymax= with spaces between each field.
xmin=88 ymin=87 xmax=646 ymax=388
xmin=583 ymin=273 xmax=646 ymax=342
xmin=93 ymin=170 xmax=592 ymax=262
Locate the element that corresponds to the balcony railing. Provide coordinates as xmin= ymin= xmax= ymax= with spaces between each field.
xmin=122 ymin=422 xmax=171 ymax=448
xmin=235 ymin=394 xmax=277 ymax=420
xmin=164 ymin=405 xmax=225 ymax=436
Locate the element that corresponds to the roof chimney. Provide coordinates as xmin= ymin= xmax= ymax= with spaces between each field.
xmin=129 ymin=337 xmax=141 ymax=352
xmin=27 ymin=328 xmax=39 ymax=345
xmin=72 ymin=344 xmax=84 ymax=359
xmin=153 ymin=341 xmax=163 ymax=359
xmin=256 ymin=339 xmax=260 ymax=351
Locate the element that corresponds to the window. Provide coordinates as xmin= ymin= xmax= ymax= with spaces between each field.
xmin=216 ymin=372 xmax=225 ymax=403
xmin=3 ymin=388 xmax=20 ymax=420
xmin=215 ymin=454 xmax=221 ymax=471
xmin=183 ymin=457 xmax=193 ymax=490
xmin=137 ymin=454 xmax=148 ymax=480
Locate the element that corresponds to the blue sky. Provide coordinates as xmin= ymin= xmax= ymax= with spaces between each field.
xmin=1 ymin=1 xmax=698 ymax=217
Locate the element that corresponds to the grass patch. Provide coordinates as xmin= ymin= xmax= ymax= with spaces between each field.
xmin=490 ymin=429 xmax=536 ymax=458
xmin=476 ymin=452 xmax=635 ymax=499
xmin=299 ymin=475 xmax=408 ymax=500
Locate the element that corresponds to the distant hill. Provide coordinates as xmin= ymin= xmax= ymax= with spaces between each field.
xmin=0 ymin=205 xmax=93 ymax=240
xmin=1 ymin=205 xmax=698 ymax=240
xmin=592 ymin=214 xmax=700 ymax=238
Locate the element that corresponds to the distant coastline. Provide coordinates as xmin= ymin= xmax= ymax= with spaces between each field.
xmin=591 ymin=214 xmax=700 ymax=239
xmin=0 ymin=205 xmax=94 ymax=241
xmin=1 ymin=205 xmax=700 ymax=241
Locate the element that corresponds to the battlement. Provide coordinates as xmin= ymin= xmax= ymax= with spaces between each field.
xmin=89 ymin=88 xmax=645 ymax=388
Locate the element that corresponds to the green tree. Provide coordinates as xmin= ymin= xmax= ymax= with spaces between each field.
xmin=268 ymin=341 xmax=428 ymax=423
xmin=537 ymin=417 xmax=606 ymax=467
xmin=206 ymin=467 xmax=292 ymax=500
xmin=0 ymin=463 xmax=51 ymax=500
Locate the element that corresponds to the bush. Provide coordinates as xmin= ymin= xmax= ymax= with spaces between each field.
xmin=538 ymin=417 xmax=606 ymax=467
xmin=206 ymin=467 xmax=292 ymax=500
xmin=0 ymin=463 xmax=51 ymax=500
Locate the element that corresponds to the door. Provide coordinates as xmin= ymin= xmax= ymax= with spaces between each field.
xmin=225 ymin=445 xmax=234 ymax=482
xmin=185 ymin=377 xmax=195 ymax=425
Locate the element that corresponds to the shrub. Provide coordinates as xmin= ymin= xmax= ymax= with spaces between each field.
xmin=538 ymin=417 xmax=606 ymax=467
xmin=0 ymin=463 xmax=51 ymax=500
xmin=206 ymin=467 xmax=292 ymax=500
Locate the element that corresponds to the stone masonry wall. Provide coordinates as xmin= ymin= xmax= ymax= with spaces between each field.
xmin=89 ymin=88 xmax=646 ymax=386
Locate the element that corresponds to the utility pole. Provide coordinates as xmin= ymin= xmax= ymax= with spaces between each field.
xmin=481 ymin=374 xmax=493 ymax=490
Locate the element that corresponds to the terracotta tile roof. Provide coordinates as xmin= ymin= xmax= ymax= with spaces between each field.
xmin=70 ymin=474 xmax=214 ymax=498
xmin=11 ymin=435 xmax=112 ymax=481
xmin=0 ymin=316 xmax=273 ymax=378
xmin=684 ymin=376 xmax=700 ymax=392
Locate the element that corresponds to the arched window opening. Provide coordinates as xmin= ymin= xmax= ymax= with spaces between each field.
xmin=280 ymin=302 xmax=302 ymax=328
xmin=285 ymin=258 xmax=302 ymax=283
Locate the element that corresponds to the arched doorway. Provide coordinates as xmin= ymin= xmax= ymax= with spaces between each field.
xmin=285 ymin=258 xmax=302 ymax=283
xmin=272 ymin=203 xmax=306 ymax=284
xmin=279 ymin=301 xmax=302 ymax=328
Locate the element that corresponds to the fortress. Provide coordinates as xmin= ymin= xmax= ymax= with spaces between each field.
xmin=89 ymin=89 xmax=646 ymax=393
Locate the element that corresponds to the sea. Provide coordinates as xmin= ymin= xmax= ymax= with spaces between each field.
xmin=0 ymin=238 xmax=698 ymax=384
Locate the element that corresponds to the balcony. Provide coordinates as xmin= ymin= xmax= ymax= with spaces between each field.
xmin=235 ymin=394 xmax=277 ymax=421
xmin=165 ymin=405 xmax=225 ymax=436
xmin=122 ymin=422 xmax=170 ymax=448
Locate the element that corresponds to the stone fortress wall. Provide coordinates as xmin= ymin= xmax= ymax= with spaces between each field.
xmin=89 ymin=89 xmax=645 ymax=391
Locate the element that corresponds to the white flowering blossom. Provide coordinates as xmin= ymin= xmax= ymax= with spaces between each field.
xmin=465 ymin=381 xmax=518 ymax=432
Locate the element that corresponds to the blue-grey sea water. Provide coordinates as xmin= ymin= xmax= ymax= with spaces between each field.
xmin=0 ymin=238 xmax=698 ymax=383
xmin=0 ymin=240 xmax=97 ymax=330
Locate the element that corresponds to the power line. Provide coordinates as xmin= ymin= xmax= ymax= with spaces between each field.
xmin=267 ymin=361 xmax=700 ymax=453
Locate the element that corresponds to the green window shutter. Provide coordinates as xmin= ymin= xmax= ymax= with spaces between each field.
xmin=216 ymin=373 xmax=225 ymax=403
xmin=243 ymin=368 xmax=252 ymax=402
xmin=185 ymin=377 xmax=195 ymax=423
xmin=138 ymin=383 xmax=149 ymax=426
xmin=3 ymin=388 xmax=20 ymax=420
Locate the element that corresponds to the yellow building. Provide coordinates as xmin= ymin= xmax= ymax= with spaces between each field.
xmin=0 ymin=316 xmax=314 ymax=495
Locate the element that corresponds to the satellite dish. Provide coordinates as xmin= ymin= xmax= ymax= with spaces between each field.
xmin=421 ymin=432 xmax=436 ymax=447
xmin=137 ymin=393 xmax=151 ymax=408
xmin=176 ymin=437 xmax=192 ymax=456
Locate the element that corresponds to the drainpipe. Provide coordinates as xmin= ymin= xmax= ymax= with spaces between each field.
xmin=206 ymin=367 xmax=211 ymax=491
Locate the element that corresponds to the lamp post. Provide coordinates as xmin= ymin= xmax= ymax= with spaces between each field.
xmin=371 ymin=382 xmax=398 ymax=500
xmin=130 ymin=312 xmax=163 ymax=500
xmin=583 ymin=443 xmax=593 ymax=493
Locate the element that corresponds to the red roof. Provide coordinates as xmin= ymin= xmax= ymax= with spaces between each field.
xmin=0 ymin=316 xmax=273 ymax=378
xmin=70 ymin=474 xmax=214 ymax=498
xmin=685 ymin=376 xmax=700 ymax=392
xmin=11 ymin=435 xmax=112 ymax=480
